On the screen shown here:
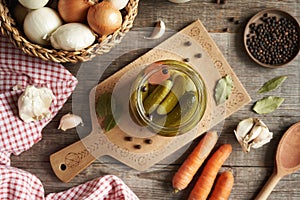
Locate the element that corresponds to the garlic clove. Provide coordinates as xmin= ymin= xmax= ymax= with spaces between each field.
xmin=18 ymin=85 xmax=55 ymax=123
xmin=144 ymin=20 xmax=166 ymax=40
xmin=244 ymin=123 xmax=262 ymax=143
xmin=58 ymin=113 xmax=83 ymax=131
xmin=234 ymin=118 xmax=254 ymax=153
xmin=251 ymin=128 xmax=273 ymax=149
xmin=235 ymin=118 xmax=254 ymax=139
xmin=234 ymin=130 xmax=251 ymax=153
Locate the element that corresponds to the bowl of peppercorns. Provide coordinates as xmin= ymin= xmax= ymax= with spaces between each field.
xmin=244 ymin=9 xmax=300 ymax=68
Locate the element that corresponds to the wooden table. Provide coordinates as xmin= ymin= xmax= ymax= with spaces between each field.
xmin=11 ymin=0 xmax=300 ymax=199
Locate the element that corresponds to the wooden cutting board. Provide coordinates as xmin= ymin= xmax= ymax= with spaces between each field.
xmin=50 ymin=20 xmax=251 ymax=183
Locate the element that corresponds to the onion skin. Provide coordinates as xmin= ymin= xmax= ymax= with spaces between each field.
xmin=58 ymin=0 xmax=95 ymax=23
xmin=87 ymin=1 xmax=122 ymax=37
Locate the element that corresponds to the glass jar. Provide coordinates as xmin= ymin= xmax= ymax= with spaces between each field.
xmin=129 ymin=60 xmax=207 ymax=137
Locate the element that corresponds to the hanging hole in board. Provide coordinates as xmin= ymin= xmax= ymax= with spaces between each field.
xmin=60 ymin=163 xmax=67 ymax=171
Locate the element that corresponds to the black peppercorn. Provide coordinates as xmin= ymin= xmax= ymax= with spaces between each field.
xmin=195 ymin=53 xmax=202 ymax=58
xmin=162 ymin=68 xmax=168 ymax=74
xmin=229 ymin=17 xmax=235 ymax=22
xmin=234 ymin=20 xmax=240 ymax=24
xmin=141 ymin=85 xmax=147 ymax=92
xmin=124 ymin=136 xmax=133 ymax=141
xmin=144 ymin=139 xmax=152 ymax=144
xmin=183 ymin=58 xmax=190 ymax=62
xmin=184 ymin=41 xmax=192 ymax=46
xmin=223 ymin=27 xmax=229 ymax=32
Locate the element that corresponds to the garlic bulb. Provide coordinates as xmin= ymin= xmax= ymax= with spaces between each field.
xmin=18 ymin=85 xmax=55 ymax=123
xmin=50 ymin=23 xmax=95 ymax=51
xmin=58 ymin=113 xmax=83 ymax=131
xmin=106 ymin=0 xmax=129 ymax=10
xmin=234 ymin=118 xmax=273 ymax=153
xmin=19 ymin=0 xmax=49 ymax=9
xmin=23 ymin=7 xmax=63 ymax=46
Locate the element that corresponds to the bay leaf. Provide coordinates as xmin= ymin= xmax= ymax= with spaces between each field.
xmin=96 ymin=93 xmax=116 ymax=117
xmin=104 ymin=114 xmax=116 ymax=131
xmin=253 ymin=96 xmax=284 ymax=114
xmin=214 ymin=75 xmax=233 ymax=105
xmin=257 ymin=76 xmax=287 ymax=94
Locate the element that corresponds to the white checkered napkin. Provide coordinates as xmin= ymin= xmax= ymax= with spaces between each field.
xmin=46 ymin=175 xmax=139 ymax=200
xmin=0 ymin=36 xmax=78 ymax=165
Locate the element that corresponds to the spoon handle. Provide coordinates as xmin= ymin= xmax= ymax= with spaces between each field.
xmin=255 ymin=171 xmax=282 ymax=200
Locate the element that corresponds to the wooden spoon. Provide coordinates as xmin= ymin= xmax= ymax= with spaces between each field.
xmin=255 ymin=122 xmax=300 ymax=200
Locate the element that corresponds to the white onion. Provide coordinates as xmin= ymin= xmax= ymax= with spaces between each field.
xmin=50 ymin=23 xmax=96 ymax=51
xmin=106 ymin=0 xmax=129 ymax=10
xmin=23 ymin=7 xmax=63 ymax=46
xmin=18 ymin=0 xmax=49 ymax=9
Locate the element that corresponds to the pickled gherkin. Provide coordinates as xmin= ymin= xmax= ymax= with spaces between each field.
xmin=143 ymin=79 xmax=173 ymax=114
xmin=156 ymin=75 xmax=186 ymax=115
xmin=153 ymin=91 xmax=199 ymax=136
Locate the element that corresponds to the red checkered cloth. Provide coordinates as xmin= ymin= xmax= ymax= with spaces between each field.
xmin=0 ymin=165 xmax=138 ymax=200
xmin=0 ymin=36 xmax=139 ymax=200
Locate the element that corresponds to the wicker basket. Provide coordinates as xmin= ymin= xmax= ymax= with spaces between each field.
xmin=0 ymin=0 xmax=139 ymax=63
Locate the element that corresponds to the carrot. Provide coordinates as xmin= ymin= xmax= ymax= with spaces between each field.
xmin=172 ymin=131 xmax=219 ymax=192
xmin=209 ymin=171 xmax=234 ymax=200
xmin=188 ymin=144 xmax=232 ymax=200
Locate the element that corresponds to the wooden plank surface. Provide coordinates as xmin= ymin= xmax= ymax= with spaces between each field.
xmin=11 ymin=0 xmax=300 ymax=199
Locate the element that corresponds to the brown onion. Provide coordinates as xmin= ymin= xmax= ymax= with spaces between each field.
xmin=87 ymin=1 xmax=122 ymax=38
xmin=58 ymin=0 xmax=96 ymax=23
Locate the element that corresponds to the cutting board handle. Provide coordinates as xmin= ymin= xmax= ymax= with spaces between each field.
xmin=50 ymin=133 xmax=101 ymax=183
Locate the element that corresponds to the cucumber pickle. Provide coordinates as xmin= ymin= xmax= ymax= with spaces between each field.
xmin=156 ymin=75 xmax=186 ymax=115
xmin=143 ymin=79 xmax=173 ymax=114
xmin=154 ymin=91 xmax=198 ymax=126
